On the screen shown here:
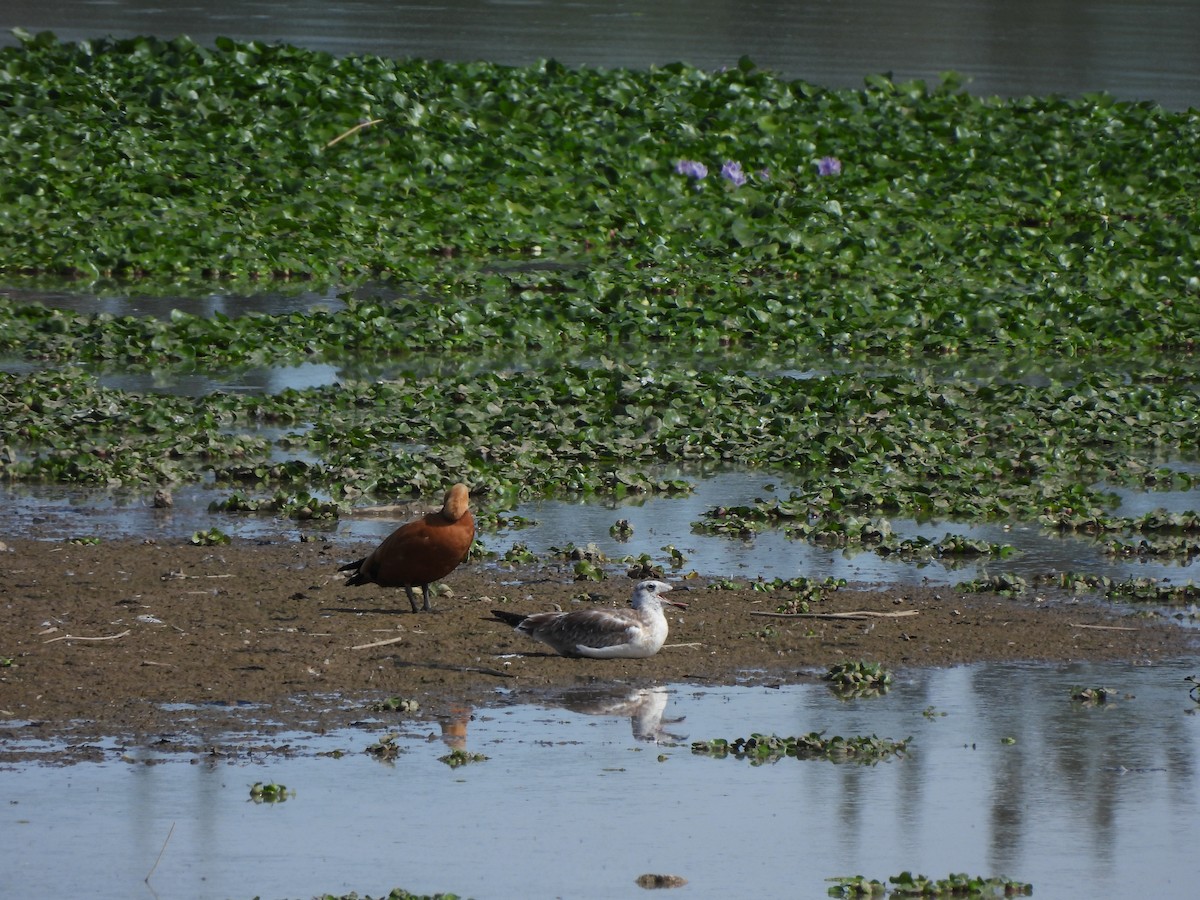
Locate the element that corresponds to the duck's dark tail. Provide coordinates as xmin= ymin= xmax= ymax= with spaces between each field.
xmin=338 ymin=558 xmax=368 ymax=586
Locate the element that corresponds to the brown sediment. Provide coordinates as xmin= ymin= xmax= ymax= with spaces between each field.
xmin=0 ymin=536 xmax=1193 ymax=757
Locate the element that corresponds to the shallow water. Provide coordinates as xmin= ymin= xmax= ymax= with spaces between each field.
xmin=0 ymin=284 xmax=348 ymax=320
xmin=2 ymin=0 xmax=1199 ymax=108
xmin=5 ymin=466 xmax=1200 ymax=594
xmin=2 ymin=662 xmax=1198 ymax=898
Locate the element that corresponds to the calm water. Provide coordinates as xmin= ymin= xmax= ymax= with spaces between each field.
xmin=3 ymin=664 xmax=1199 ymax=898
xmin=2 ymin=0 xmax=1199 ymax=108
xmin=4 ymin=469 xmax=1200 ymax=593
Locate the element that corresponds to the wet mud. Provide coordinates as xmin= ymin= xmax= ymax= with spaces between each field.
xmin=1 ymin=535 xmax=1194 ymax=760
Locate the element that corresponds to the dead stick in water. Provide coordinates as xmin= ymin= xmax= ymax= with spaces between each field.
xmin=1068 ymin=622 xmax=1138 ymax=631
xmin=749 ymin=610 xmax=918 ymax=620
xmin=43 ymin=629 xmax=132 ymax=644
xmin=145 ymin=820 xmax=175 ymax=884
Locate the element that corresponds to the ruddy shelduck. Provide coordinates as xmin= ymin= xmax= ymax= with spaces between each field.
xmin=339 ymin=483 xmax=474 ymax=612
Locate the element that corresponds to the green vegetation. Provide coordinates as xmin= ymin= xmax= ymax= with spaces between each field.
xmin=188 ymin=526 xmax=230 ymax=546
xmin=438 ymin=749 xmax=489 ymax=768
xmin=3 ymin=31 xmax=1198 ymax=359
xmin=1 ymin=33 xmax=1199 ymax=594
xmin=248 ymin=781 xmax=292 ymax=803
xmin=957 ymin=574 xmax=1028 ymax=597
xmin=1033 ymin=572 xmax=1200 ymax=604
xmin=364 ymin=733 xmax=405 ymax=761
xmin=824 ymin=660 xmax=894 ymax=696
xmin=369 ymin=697 xmax=420 ymax=713
xmin=1070 ymin=686 xmax=1115 ymax=704
xmin=828 ymin=872 xmax=1032 ymax=898
xmin=691 ymin=731 xmax=909 ymax=763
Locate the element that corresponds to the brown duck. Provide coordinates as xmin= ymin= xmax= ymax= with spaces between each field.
xmin=338 ymin=483 xmax=475 ymax=612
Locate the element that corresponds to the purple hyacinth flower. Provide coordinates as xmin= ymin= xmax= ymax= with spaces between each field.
xmin=675 ymin=159 xmax=708 ymax=179
xmin=816 ymin=156 xmax=842 ymax=176
xmin=720 ymin=161 xmax=747 ymax=187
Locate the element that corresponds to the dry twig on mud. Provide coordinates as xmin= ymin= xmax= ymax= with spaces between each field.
xmin=749 ymin=610 xmax=919 ymax=620
xmin=349 ymin=635 xmax=407 ymax=651
xmin=393 ymin=659 xmax=514 ymax=678
xmin=43 ymin=629 xmax=132 ymax=644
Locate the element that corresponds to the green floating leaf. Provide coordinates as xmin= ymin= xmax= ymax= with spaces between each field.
xmin=692 ymin=731 xmax=909 ymax=765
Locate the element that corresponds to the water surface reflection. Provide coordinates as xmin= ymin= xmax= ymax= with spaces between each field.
xmin=3 ymin=472 xmax=1199 ymax=593
xmin=2 ymin=0 xmax=1198 ymax=108
xmin=2 ymin=663 xmax=1197 ymax=897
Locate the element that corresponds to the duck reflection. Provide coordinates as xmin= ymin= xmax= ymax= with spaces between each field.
xmin=437 ymin=704 xmax=472 ymax=751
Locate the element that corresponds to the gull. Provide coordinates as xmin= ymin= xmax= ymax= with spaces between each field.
xmin=490 ymin=580 xmax=686 ymax=659
xmin=338 ymin=483 xmax=475 ymax=612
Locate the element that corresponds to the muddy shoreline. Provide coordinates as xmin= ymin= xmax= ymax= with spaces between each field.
xmin=1 ymin=536 xmax=1195 ymax=761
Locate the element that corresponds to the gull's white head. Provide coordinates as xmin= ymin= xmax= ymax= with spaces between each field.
xmin=631 ymin=580 xmax=688 ymax=610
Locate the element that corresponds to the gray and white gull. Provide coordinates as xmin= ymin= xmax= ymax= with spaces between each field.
xmin=490 ymin=580 xmax=686 ymax=659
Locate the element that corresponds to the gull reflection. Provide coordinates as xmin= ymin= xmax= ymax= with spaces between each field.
xmin=549 ymin=686 xmax=687 ymax=743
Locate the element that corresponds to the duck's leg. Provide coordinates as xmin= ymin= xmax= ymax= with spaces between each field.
xmin=404 ymin=585 xmax=422 ymax=614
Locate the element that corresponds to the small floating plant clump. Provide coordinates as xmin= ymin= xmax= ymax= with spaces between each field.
xmin=824 ymin=661 xmax=894 ymax=696
xmin=1104 ymin=534 xmax=1200 ymax=559
xmin=635 ymin=873 xmax=688 ymax=889
xmin=438 ymin=749 xmax=489 ymax=768
xmin=1042 ymin=508 xmax=1200 ymax=536
xmin=365 ymin=734 xmax=405 ymax=762
xmin=248 ymin=781 xmax=293 ymax=803
xmin=697 ymin=504 xmax=1017 ymax=559
xmin=1070 ymin=686 xmax=1115 ymax=704
xmin=1034 ymin=572 xmax=1200 ymax=605
xmin=827 ymin=871 xmax=1032 ymax=897
xmin=751 ymin=575 xmax=847 ymax=614
xmin=549 ymin=542 xmax=609 ymax=582
xmin=691 ymin=731 xmax=909 ymax=764
xmin=369 ymin=697 xmax=421 ymax=714
xmin=208 ymin=490 xmax=343 ymax=520
xmin=188 ymin=527 xmax=230 ymax=546
xmin=956 ymin=574 xmax=1028 ymax=597
xmin=499 ymin=542 xmax=537 ymax=565
xmin=624 ymin=552 xmax=666 ymax=579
